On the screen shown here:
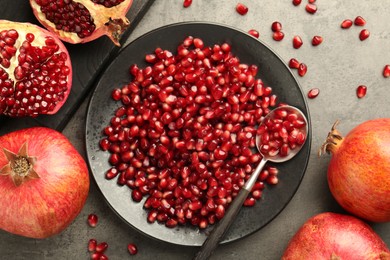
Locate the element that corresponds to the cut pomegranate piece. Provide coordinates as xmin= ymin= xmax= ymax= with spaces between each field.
xmin=236 ymin=3 xmax=249 ymax=15
xmin=271 ymin=21 xmax=282 ymax=32
xmin=383 ymin=65 xmax=390 ymax=78
xmin=305 ymin=3 xmax=317 ymax=14
xmin=273 ymin=31 xmax=285 ymax=41
xmin=298 ymin=63 xmax=307 ymax=77
xmin=356 ymin=85 xmax=367 ymax=98
xmin=341 ymin=19 xmax=353 ymax=29
xmin=288 ymin=58 xmax=300 ymax=69
xmin=30 ymin=0 xmax=132 ymax=46
xmin=307 ymin=88 xmax=320 ymax=99
xmin=311 ymin=36 xmax=323 ymax=46
xmin=183 ymin=0 xmax=192 ymax=8
xmin=0 ymin=20 xmax=72 ymax=117
xmin=248 ymin=29 xmax=259 ymax=38
xmin=354 ymin=16 xmax=366 ymax=26
xmin=359 ymin=29 xmax=370 ymax=41
xmin=293 ymin=36 xmax=303 ymax=49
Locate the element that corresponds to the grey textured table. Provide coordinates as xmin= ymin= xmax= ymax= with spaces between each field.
xmin=1 ymin=1 xmax=389 ymax=259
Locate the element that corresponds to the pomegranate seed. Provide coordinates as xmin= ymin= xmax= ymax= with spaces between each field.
xmin=99 ymin=255 xmax=109 ymax=260
xmin=91 ymin=252 xmax=103 ymax=260
xmin=305 ymin=3 xmax=317 ymax=14
xmin=341 ymin=19 xmax=353 ymax=29
xmin=236 ymin=3 xmax=249 ymax=15
xmin=356 ymin=85 xmax=367 ymax=98
xmin=298 ymin=63 xmax=307 ymax=77
xmin=87 ymin=214 xmax=98 ymax=227
xmin=308 ymin=0 xmax=316 ymax=3
xmin=359 ymin=29 xmax=370 ymax=41
xmin=271 ymin=21 xmax=282 ymax=32
xmin=383 ymin=65 xmax=390 ymax=78
xmin=128 ymin=243 xmax=138 ymax=255
xmin=248 ymin=29 xmax=259 ymax=38
xmin=273 ymin=31 xmax=285 ymax=41
xmin=183 ymin=0 xmax=192 ymax=8
xmin=354 ymin=16 xmax=366 ymax=26
xmin=96 ymin=242 xmax=108 ymax=253
xmin=288 ymin=58 xmax=300 ymax=69
xmin=311 ymin=36 xmax=323 ymax=46
xmin=293 ymin=36 xmax=303 ymax=49
xmin=88 ymin=239 xmax=97 ymax=252
xmin=307 ymin=88 xmax=320 ymax=99
xmin=292 ymin=0 xmax=302 ymax=6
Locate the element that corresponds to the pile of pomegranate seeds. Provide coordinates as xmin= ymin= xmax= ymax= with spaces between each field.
xmin=88 ymin=239 xmax=109 ymax=260
xmin=258 ymin=109 xmax=306 ymax=157
xmin=99 ymin=36 xmax=303 ymax=229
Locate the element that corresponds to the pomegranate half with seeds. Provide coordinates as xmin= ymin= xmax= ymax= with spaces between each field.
xmin=0 ymin=20 xmax=72 ymax=117
xmin=30 ymin=0 xmax=133 ymax=46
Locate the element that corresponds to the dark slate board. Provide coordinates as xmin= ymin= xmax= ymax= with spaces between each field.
xmin=0 ymin=0 xmax=155 ymax=135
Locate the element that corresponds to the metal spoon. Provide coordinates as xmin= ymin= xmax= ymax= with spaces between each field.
xmin=193 ymin=105 xmax=308 ymax=260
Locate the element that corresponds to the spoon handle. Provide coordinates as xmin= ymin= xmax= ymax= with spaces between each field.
xmin=193 ymin=158 xmax=267 ymax=260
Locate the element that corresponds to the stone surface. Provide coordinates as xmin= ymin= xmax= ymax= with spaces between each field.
xmin=1 ymin=1 xmax=389 ymax=259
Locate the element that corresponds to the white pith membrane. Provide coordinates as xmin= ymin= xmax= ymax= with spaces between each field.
xmin=30 ymin=0 xmax=132 ymax=45
xmin=0 ymin=21 xmax=71 ymax=117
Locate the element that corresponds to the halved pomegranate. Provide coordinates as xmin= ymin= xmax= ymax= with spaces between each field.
xmin=0 ymin=20 xmax=72 ymax=117
xmin=30 ymin=0 xmax=133 ymax=46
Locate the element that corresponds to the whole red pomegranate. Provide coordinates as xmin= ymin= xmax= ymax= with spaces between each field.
xmin=0 ymin=20 xmax=72 ymax=117
xmin=0 ymin=127 xmax=89 ymax=239
xmin=30 ymin=0 xmax=133 ymax=46
xmin=282 ymin=212 xmax=390 ymax=259
xmin=320 ymin=119 xmax=390 ymax=222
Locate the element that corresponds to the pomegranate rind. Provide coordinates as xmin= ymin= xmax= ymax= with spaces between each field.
xmin=282 ymin=212 xmax=390 ymax=259
xmin=321 ymin=119 xmax=390 ymax=222
xmin=0 ymin=20 xmax=72 ymax=115
xmin=29 ymin=0 xmax=133 ymax=46
xmin=0 ymin=127 xmax=89 ymax=239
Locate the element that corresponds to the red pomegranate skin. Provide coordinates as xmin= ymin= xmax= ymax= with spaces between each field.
xmin=0 ymin=127 xmax=89 ymax=239
xmin=282 ymin=212 xmax=390 ymax=259
xmin=327 ymin=119 xmax=390 ymax=222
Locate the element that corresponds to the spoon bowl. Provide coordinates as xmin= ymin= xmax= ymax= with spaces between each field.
xmin=194 ymin=105 xmax=308 ymax=260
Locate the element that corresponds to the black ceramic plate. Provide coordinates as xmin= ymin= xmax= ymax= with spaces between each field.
xmin=85 ymin=22 xmax=311 ymax=246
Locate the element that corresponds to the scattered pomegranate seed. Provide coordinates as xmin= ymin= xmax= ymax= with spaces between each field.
xmin=292 ymin=0 xmax=302 ymax=6
xmin=354 ymin=16 xmax=366 ymax=26
xmin=341 ymin=19 xmax=353 ymax=29
xmin=128 ymin=243 xmax=138 ymax=255
xmin=87 ymin=214 xmax=98 ymax=227
xmin=288 ymin=58 xmax=300 ymax=69
xmin=308 ymin=0 xmax=316 ymax=3
xmin=273 ymin=31 xmax=285 ymax=41
xmin=248 ymin=29 xmax=259 ymax=38
xmin=298 ymin=63 xmax=307 ymax=77
xmin=183 ymin=0 xmax=192 ymax=8
xmin=383 ymin=65 xmax=390 ymax=78
xmin=96 ymin=242 xmax=108 ymax=253
xmin=305 ymin=3 xmax=317 ymax=14
xmin=271 ymin=21 xmax=282 ymax=32
xmin=356 ymin=85 xmax=367 ymax=98
xmin=236 ymin=3 xmax=249 ymax=15
xmin=88 ymin=239 xmax=97 ymax=252
xmin=359 ymin=29 xmax=370 ymax=41
xmin=293 ymin=36 xmax=303 ymax=49
xmin=311 ymin=35 xmax=323 ymax=46
xmin=91 ymin=252 xmax=103 ymax=260
xmin=307 ymin=88 xmax=320 ymax=99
